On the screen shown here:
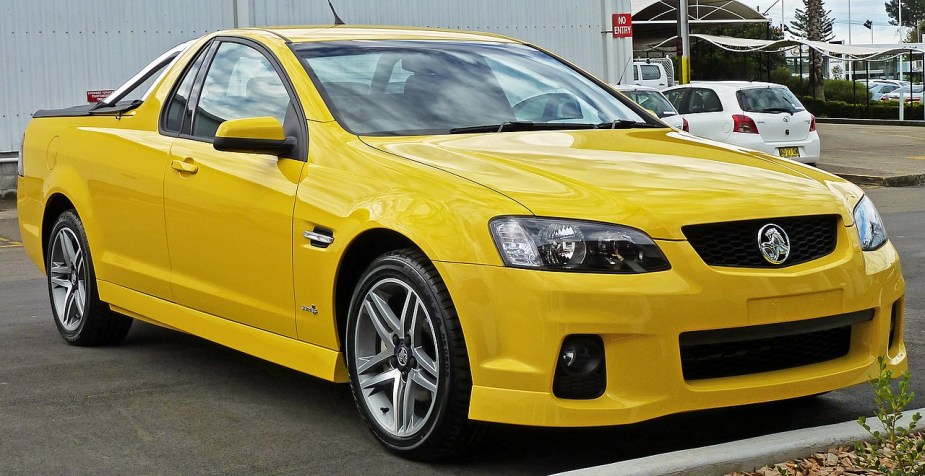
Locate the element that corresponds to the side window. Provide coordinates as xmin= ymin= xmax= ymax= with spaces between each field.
xmin=633 ymin=66 xmax=639 ymax=81
xmin=640 ymin=65 xmax=661 ymax=81
xmin=664 ymin=89 xmax=688 ymax=114
xmin=687 ymin=88 xmax=723 ymax=114
xmin=192 ymin=42 xmax=291 ymax=140
xmin=163 ymin=51 xmax=207 ymax=134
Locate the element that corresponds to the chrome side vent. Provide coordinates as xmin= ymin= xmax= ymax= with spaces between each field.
xmin=303 ymin=228 xmax=334 ymax=248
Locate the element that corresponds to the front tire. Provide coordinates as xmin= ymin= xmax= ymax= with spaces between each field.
xmin=46 ymin=210 xmax=132 ymax=346
xmin=345 ymin=249 xmax=476 ymax=460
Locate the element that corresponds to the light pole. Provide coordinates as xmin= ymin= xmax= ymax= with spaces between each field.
xmin=848 ymin=0 xmax=852 ymax=80
xmin=899 ymin=0 xmax=904 ymax=82
xmin=679 ymin=0 xmax=691 ymax=83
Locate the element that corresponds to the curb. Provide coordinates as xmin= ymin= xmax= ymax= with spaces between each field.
xmin=818 ymin=118 xmax=925 ymax=127
xmin=554 ymin=407 xmax=925 ymax=476
xmin=833 ymin=173 xmax=925 ymax=188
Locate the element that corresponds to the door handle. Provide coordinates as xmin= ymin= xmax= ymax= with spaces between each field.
xmin=170 ymin=159 xmax=199 ymax=174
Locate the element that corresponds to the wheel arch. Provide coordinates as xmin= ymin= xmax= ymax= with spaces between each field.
xmin=41 ymin=193 xmax=77 ymax=262
xmin=333 ymin=228 xmax=422 ymax=350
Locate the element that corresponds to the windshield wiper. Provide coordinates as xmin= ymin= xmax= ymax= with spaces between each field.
xmin=448 ymin=121 xmax=596 ymax=134
xmin=448 ymin=119 xmax=658 ymax=134
xmin=596 ymin=119 xmax=660 ymax=129
xmin=758 ymin=107 xmax=795 ymax=114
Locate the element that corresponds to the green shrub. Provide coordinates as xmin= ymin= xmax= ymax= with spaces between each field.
xmin=855 ymin=356 xmax=924 ymax=475
xmin=824 ymin=79 xmax=871 ymax=104
xmin=770 ymin=67 xmax=793 ymax=87
xmin=798 ymin=95 xmax=925 ymax=119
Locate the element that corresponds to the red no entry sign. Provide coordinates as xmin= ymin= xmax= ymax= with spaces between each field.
xmin=612 ymin=13 xmax=633 ymax=38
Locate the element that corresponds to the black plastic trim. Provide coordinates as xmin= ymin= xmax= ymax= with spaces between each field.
xmin=34 ymin=101 xmax=142 ymax=118
xmin=680 ymin=309 xmax=874 ymax=347
xmin=213 ymin=136 xmax=296 ymax=155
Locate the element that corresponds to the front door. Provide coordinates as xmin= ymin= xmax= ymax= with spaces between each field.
xmin=163 ymin=39 xmax=305 ymax=336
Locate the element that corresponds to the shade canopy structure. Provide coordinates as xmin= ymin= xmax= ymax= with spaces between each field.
xmin=647 ymin=33 xmax=925 ymax=61
xmin=632 ymin=0 xmax=768 ymax=24
xmin=631 ymin=0 xmax=770 ymax=49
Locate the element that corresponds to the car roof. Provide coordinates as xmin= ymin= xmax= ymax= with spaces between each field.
xmin=667 ymin=81 xmax=787 ymax=91
xmin=239 ymin=25 xmax=520 ymax=44
xmin=613 ymin=84 xmax=662 ymax=92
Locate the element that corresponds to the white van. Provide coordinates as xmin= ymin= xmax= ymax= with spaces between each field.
xmin=632 ymin=61 xmax=670 ymax=88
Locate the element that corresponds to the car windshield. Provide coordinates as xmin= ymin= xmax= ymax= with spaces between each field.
xmin=294 ymin=41 xmax=647 ymax=135
xmin=621 ymin=90 xmax=677 ymax=118
xmin=736 ymin=87 xmax=806 ymax=114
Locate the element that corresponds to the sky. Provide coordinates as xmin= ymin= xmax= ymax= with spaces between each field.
xmin=764 ymin=0 xmax=916 ymax=45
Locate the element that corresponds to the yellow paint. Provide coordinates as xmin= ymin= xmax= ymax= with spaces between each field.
xmin=215 ymin=117 xmax=286 ymax=141
xmin=0 ymin=235 xmax=22 ymax=248
xmin=16 ymin=26 xmax=906 ymax=427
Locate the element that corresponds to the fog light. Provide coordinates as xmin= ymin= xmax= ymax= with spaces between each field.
xmin=554 ymin=335 xmax=606 ymax=399
xmin=559 ymin=337 xmax=603 ymax=376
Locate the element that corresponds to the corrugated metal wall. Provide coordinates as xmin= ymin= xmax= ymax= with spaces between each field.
xmin=0 ymin=0 xmax=607 ymax=153
xmin=247 ymin=0 xmax=605 ymax=75
xmin=0 ymin=0 xmax=233 ymax=152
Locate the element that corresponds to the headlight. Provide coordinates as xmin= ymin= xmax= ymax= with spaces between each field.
xmin=489 ymin=217 xmax=670 ymax=273
xmin=853 ymin=195 xmax=887 ymax=251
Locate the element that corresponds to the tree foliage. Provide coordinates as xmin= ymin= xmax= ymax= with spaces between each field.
xmin=788 ymin=3 xmax=835 ymax=41
xmin=885 ymin=0 xmax=925 ymax=29
xmin=787 ymin=0 xmax=830 ymax=99
xmin=690 ymin=23 xmax=786 ymax=81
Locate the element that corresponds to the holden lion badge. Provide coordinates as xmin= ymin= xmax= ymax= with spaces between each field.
xmin=758 ymin=224 xmax=790 ymax=265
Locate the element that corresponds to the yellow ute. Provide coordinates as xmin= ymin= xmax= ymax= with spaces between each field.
xmin=17 ymin=25 xmax=906 ymax=459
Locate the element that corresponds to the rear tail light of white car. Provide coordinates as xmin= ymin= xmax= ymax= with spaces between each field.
xmin=682 ymin=118 xmax=689 ymax=132
xmin=732 ymin=114 xmax=759 ymax=134
xmin=810 ymin=114 xmax=817 ymax=132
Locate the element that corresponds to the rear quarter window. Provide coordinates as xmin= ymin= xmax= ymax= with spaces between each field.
xmin=687 ymin=88 xmax=723 ymax=114
xmin=664 ymin=89 xmax=687 ymax=113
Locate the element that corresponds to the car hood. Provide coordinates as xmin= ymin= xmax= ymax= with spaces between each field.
xmin=361 ymin=129 xmax=855 ymax=240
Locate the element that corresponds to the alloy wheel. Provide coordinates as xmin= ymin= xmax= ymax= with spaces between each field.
xmin=49 ymin=227 xmax=87 ymax=332
xmin=352 ymin=277 xmax=441 ymax=438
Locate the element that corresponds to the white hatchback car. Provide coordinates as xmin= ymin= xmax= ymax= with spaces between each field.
xmin=663 ymin=81 xmax=820 ymax=165
xmin=613 ymin=84 xmax=687 ymax=131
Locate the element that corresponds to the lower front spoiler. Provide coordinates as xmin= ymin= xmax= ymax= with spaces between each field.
xmin=467 ymin=351 xmax=907 ymax=427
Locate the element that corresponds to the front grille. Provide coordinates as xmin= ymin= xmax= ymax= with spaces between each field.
xmin=683 ymin=215 xmax=838 ymax=268
xmin=679 ymin=310 xmax=873 ymax=381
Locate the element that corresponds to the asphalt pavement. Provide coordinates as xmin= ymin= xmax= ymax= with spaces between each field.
xmin=0 ymin=123 xmax=924 ymax=474
xmin=815 ymin=122 xmax=925 ymax=187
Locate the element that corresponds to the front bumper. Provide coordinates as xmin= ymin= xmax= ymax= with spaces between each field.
xmin=436 ymin=229 xmax=905 ymax=427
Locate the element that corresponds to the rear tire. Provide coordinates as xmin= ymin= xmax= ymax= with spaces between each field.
xmin=345 ymin=249 xmax=477 ymax=460
xmin=46 ymin=210 xmax=132 ymax=346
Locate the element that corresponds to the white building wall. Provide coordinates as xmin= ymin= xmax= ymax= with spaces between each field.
xmin=0 ymin=0 xmax=612 ymax=153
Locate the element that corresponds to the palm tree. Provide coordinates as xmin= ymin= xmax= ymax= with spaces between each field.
xmin=790 ymin=0 xmax=830 ymax=100
xmin=803 ymin=0 xmax=831 ymax=101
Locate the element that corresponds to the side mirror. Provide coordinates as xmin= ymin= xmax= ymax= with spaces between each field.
xmin=213 ymin=117 xmax=296 ymax=157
